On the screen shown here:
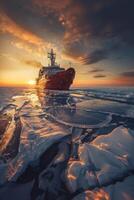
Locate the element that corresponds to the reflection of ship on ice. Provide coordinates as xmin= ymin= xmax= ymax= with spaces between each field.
xmin=37 ymin=89 xmax=76 ymax=115
xmin=37 ymin=89 xmax=76 ymax=128
xmin=37 ymin=89 xmax=112 ymax=129
xmin=36 ymin=49 xmax=75 ymax=90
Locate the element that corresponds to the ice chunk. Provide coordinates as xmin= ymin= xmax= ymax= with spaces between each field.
xmin=73 ymin=175 xmax=134 ymax=200
xmin=0 ymin=114 xmax=70 ymax=185
xmin=66 ymin=126 xmax=134 ymax=193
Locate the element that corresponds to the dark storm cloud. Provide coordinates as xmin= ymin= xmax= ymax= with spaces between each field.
xmin=120 ymin=71 xmax=134 ymax=78
xmin=80 ymin=49 xmax=108 ymax=65
xmin=0 ymin=0 xmax=134 ymax=64
xmin=69 ymin=0 xmax=134 ymax=43
xmin=93 ymin=74 xmax=106 ymax=78
xmin=89 ymin=69 xmax=104 ymax=73
xmin=1 ymin=0 xmax=134 ymax=43
xmin=62 ymin=0 xmax=134 ymax=62
xmin=63 ymin=40 xmax=86 ymax=60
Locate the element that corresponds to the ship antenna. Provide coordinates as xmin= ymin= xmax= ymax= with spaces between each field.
xmin=48 ymin=49 xmax=56 ymax=66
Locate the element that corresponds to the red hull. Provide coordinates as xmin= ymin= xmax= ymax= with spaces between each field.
xmin=37 ymin=68 xmax=75 ymax=90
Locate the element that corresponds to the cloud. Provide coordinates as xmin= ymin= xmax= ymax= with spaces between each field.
xmin=62 ymin=0 xmax=134 ymax=62
xmin=62 ymin=40 xmax=86 ymax=62
xmin=80 ymin=49 xmax=108 ymax=65
xmin=0 ymin=0 xmax=64 ymax=42
xmin=120 ymin=71 xmax=134 ymax=78
xmin=62 ymin=41 xmax=110 ymax=65
xmin=88 ymin=69 xmax=104 ymax=73
xmin=0 ymin=12 xmax=43 ymax=46
xmin=22 ymin=59 xmax=42 ymax=68
xmin=93 ymin=74 xmax=106 ymax=78
xmin=11 ymin=40 xmax=50 ymax=57
xmin=87 ymin=68 xmax=107 ymax=78
xmin=0 ymin=0 xmax=134 ymax=69
xmin=33 ymin=0 xmax=71 ymax=13
xmin=1 ymin=0 xmax=134 ymax=47
xmin=1 ymin=0 xmax=134 ymax=50
xmin=11 ymin=40 xmax=33 ymax=53
xmin=0 ymin=53 xmax=18 ymax=62
xmin=72 ymin=0 xmax=134 ymax=44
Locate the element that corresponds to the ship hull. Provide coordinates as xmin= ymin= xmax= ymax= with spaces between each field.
xmin=36 ymin=68 xmax=75 ymax=90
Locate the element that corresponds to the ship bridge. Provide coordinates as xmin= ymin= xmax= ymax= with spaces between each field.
xmin=39 ymin=49 xmax=65 ymax=77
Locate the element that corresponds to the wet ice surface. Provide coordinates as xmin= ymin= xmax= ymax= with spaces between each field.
xmin=0 ymin=87 xmax=134 ymax=200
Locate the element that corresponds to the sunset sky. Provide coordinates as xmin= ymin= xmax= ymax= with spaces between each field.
xmin=0 ymin=0 xmax=134 ymax=87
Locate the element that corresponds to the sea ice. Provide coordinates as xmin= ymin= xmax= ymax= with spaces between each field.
xmin=73 ymin=175 xmax=134 ymax=200
xmin=66 ymin=126 xmax=134 ymax=193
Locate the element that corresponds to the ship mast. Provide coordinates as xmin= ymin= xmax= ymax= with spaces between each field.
xmin=48 ymin=49 xmax=56 ymax=66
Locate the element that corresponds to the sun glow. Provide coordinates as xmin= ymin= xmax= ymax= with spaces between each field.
xmin=28 ymin=80 xmax=36 ymax=85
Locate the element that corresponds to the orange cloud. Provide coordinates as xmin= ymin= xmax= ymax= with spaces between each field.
xmin=0 ymin=11 xmax=54 ymax=58
xmin=0 ymin=53 xmax=18 ymax=63
xmin=11 ymin=40 xmax=33 ymax=53
xmin=22 ymin=59 xmax=42 ymax=68
xmin=0 ymin=11 xmax=43 ymax=46
xmin=62 ymin=51 xmax=82 ymax=63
